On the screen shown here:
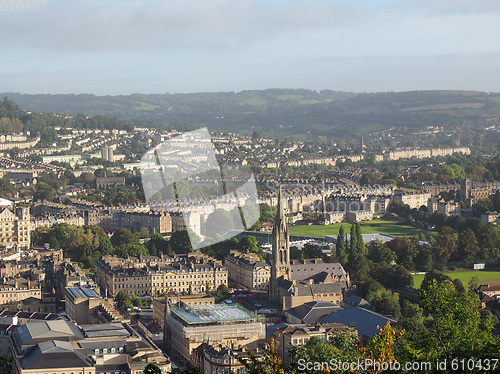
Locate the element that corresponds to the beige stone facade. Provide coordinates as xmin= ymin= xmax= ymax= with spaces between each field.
xmin=225 ymin=251 xmax=270 ymax=290
xmin=0 ymin=207 xmax=30 ymax=250
xmin=392 ymin=192 xmax=432 ymax=209
xmin=0 ymin=280 xmax=41 ymax=310
xmin=166 ymin=304 xmax=265 ymax=365
xmin=272 ymin=323 xmax=353 ymax=366
xmin=95 ymin=253 xmax=227 ymax=298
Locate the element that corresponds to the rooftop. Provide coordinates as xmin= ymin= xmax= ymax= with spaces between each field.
xmin=171 ymin=304 xmax=259 ymax=325
xmin=66 ymin=287 xmax=100 ymax=299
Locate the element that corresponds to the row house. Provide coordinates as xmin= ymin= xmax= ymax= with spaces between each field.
xmin=95 ymin=253 xmax=227 ymax=298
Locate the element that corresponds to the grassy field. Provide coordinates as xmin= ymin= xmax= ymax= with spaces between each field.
xmin=289 ymin=218 xmax=436 ymax=239
xmin=412 ymin=271 xmax=500 ymax=289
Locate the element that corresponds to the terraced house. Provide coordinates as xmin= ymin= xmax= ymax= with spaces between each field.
xmin=0 ymin=206 xmax=30 ymax=250
xmin=95 ymin=253 xmax=227 ymax=298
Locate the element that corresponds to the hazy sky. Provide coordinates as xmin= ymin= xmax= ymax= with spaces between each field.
xmin=1 ymin=0 xmax=499 ymax=95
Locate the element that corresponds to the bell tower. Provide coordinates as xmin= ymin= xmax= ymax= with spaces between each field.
xmin=269 ymin=186 xmax=290 ymax=303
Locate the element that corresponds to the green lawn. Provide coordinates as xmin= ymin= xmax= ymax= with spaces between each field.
xmin=289 ymin=218 xmax=436 ymax=240
xmin=412 ymin=271 xmax=500 ymax=289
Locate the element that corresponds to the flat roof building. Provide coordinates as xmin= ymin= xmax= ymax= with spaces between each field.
xmin=166 ymin=304 xmax=265 ymax=366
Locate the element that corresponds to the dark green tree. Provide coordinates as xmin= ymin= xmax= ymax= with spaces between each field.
xmin=143 ymin=363 xmax=161 ymax=374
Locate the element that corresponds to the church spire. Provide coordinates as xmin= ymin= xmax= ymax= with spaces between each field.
xmin=269 ymin=185 xmax=290 ymax=305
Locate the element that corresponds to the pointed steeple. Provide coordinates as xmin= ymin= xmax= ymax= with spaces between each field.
xmin=274 ymin=185 xmax=287 ymax=234
xmin=269 ymin=185 xmax=291 ymax=306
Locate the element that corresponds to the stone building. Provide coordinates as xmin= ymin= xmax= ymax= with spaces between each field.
xmin=165 ymin=303 xmax=265 ymax=366
xmin=0 ymin=278 xmax=41 ymax=310
xmin=225 ymin=251 xmax=271 ymax=290
xmin=271 ymin=322 xmax=351 ymax=367
xmin=392 ymin=191 xmax=432 ymax=210
xmin=9 ymin=320 xmax=171 ymax=374
xmin=0 ymin=207 xmax=30 ymax=250
xmin=192 ymin=344 xmax=263 ymax=374
xmin=268 ymin=187 xmax=349 ymax=310
xmin=95 ymin=253 xmax=227 ymax=298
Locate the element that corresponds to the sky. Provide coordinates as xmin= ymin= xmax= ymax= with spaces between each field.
xmin=1 ymin=0 xmax=499 ymax=95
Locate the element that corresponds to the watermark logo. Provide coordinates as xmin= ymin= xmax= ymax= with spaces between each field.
xmin=140 ymin=128 xmax=259 ymax=249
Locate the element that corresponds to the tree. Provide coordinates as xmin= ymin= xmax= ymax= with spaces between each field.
xmin=115 ymin=291 xmax=133 ymax=310
xmin=456 ymin=228 xmax=479 ymax=262
xmin=348 ymin=223 xmax=357 ymax=258
xmin=210 ymin=284 xmax=229 ymax=303
xmin=472 ymin=198 xmax=494 ymax=217
xmin=33 ymin=182 xmax=55 ymax=201
xmin=204 ymin=209 xmax=233 ymax=239
xmin=477 ymin=224 xmax=500 ymax=259
xmin=111 ymin=228 xmax=138 ymax=247
xmin=433 ymin=226 xmax=457 ymax=268
xmin=337 ymin=225 xmax=345 ymax=250
xmin=240 ymin=235 xmax=259 ymax=253
xmin=143 ymin=363 xmax=161 ymax=374
xmin=420 ymin=269 xmax=452 ymax=290
xmin=148 ymin=233 xmax=168 ymax=254
xmin=386 ymin=237 xmax=417 ymax=270
xmin=409 ymin=279 xmax=499 ymax=361
xmin=169 ymin=229 xmax=194 ymax=254
xmin=354 ymin=222 xmax=365 ymax=254
xmin=368 ymin=241 xmax=396 ymax=264
xmin=346 ymin=253 xmax=370 ymax=283
xmin=414 ymin=245 xmax=433 ymax=272
xmin=290 ymin=246 xmax=303 ymax=260
xmin=302 ymin=243 xmax=323 ymax=259
xmin=336 ymin=225 xmax=348 ymax=264
xmin=359 ymin=172 xmax=379 ymax=186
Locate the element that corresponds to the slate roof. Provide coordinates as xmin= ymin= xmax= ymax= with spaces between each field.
xmin=318 ymin=307 xmax=397 ymax=338
xmin=344 ymin=295 xmax=372 ymax=309
xmin=285 ymin=301 xmax=342 ymax=323
xmin=14 ymin=320 xmax=84 ymax=353
xmin=80 ymin=323 xmax=130 ymax=338
xmin=21 ymin=340 xmax=91 ymax=370
xmin=292 ymin=282 xmax=342 ymax=297
xmin=78 ymin=339 xmax=128 ymax=355
xmin=265 ymin=323 xmax=288 ymax=337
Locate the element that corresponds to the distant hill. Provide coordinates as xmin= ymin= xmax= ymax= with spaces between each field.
xmin=2 ymin=89 xmax=500 ymax=138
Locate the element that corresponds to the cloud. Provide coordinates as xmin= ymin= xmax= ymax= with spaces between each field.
xmin=1 ymin=0 xmax=499 ymax=94
xmin=0 ymin=0 xmax=368 ymax=51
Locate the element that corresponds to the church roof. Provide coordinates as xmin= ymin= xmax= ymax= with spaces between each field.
xmin=292 ymin=282 xmax=343 ymax=296
xmin=285 ymin=301 xmax=342 ymax=323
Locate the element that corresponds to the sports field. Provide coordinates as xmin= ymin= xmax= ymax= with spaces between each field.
xmin=288 ymin=217 xmax=436 ymax=239
xmin=412 ymin=271 xmax=500 ymax=289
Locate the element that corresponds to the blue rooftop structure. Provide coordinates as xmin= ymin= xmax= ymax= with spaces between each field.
xmin=66 ymin=287 xmax=100 ymax=299
xmin=318 ymin=307 xmax=397 ymax=339
xmin=172 ymin=304 xmax=259 ymax=325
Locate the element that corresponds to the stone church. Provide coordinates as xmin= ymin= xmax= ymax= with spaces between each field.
xmin=269 ymin=187 xmax=350 ymax=310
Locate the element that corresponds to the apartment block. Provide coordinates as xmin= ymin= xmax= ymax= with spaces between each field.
xmin=392 ymin=191 xmax=432 ymax=209
xmin=9 ymin=320 xmax=171 ymax=374
xmin=0 ymin=278 xmax=41 ymax=310
xmin=225 ymin=251 xmax=271 ymax=290
xmin=166 ymin=303 xmax=265 ymax=365
xmin=0 ymin=207 xmax=30 ymax=250
xmin=95 ymin=253 xmax=227 ymax=298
